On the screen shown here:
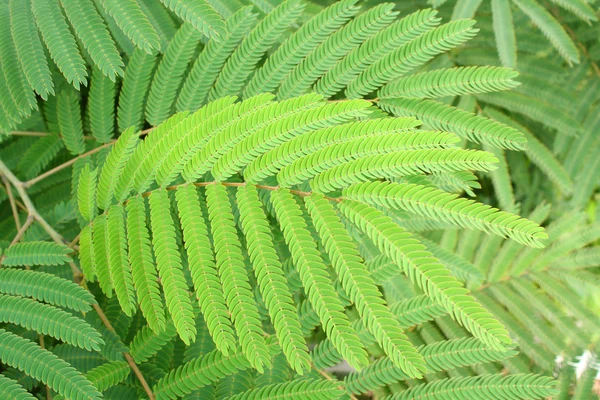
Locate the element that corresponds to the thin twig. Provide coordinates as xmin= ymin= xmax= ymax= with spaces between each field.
xmin=313 ymin=364 xmax=359 ymax=400
xmin=9 ymin=215 xmax=34 ymax=246
xmin=22 ymin=126 xmax=155 ymax=188
xmin=91 ymin=302 xmax=156 ymax=399
xmin=138 ymin=181 xmax=341 ymax=203
xmin=2 ymin=175 xmax=21 ymax=231
xmin=0 ymin=156 xmax=158 ymax=399
xmin=22 ymin=142 xmax=115 ymax=189
xmin=0 ymin=215 xmax=35 ymax=266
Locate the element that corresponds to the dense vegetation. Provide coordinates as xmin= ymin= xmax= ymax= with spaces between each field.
xmin=0 ymin=0 xmax=598 ymax=399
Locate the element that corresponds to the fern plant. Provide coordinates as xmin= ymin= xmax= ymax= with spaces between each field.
xmin=0 ymin=0 xmax=598 ymax=399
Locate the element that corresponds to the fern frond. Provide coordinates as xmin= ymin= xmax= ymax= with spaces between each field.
xmin=8 ymin=0 xmax=53 ymax=100
xmin=305 ymin=192 xmax=426 ymax=378
xmin=379 ymin=66 xmax=519 ymax=99
xmin=315 ymin=8 xmax=442 ymax=98
xmin=209 ymin=0 xmax=305 ymax=100
xmin=509 ymin=279 xmax=588 ymax=348
xmin=77 ymin=165 xmax=97 ymax=222
xmin=117 ymin=49 xmax=158 ymax=132
xmin=117 ymin=111 xmax=190 ymax=197
xmin=529 ymin=273 xmax=600 ymax=333
xmin=489 ymin=286 xmax=565 ymax=355
xmin=138 ymin=0 xmax=178 ymax=51
xmin=0 ymin=329 xmax=103 ymax=400
xmin=346 ymin=19 xmax=478 ymax=98
xmin=175 ymin=185 xmax=236 ymax=354
xmin=278 ymin=3 xmax=398 ymax=100
xmin=92 ymin=214 xmax=114 ymax=297
xmin=390 ymin=295 xmax=446 ymax=328
xmin=227 ymin=378 xmax=344 ymax=400
xmin=106 ymin=204 xmax=136 ymax=316
xmin=99 ymin=0 xmax=161 ymax=54
xmin=159 ymin=0 xmax=227 ymax=40
xmin=491 ymin=0 xmax=516 ymax=68
xmin=483 ymin=144 xmax=515 ymax=210
xmin=78 ymin=225 xmax=96 ymax=281
xmin=305 ymin=148 xmax=499 ymax=194
xmin=270 ymin=188 xmax=369 ymax=370
xmin=548 ymin=0 xmax=597 ymax=23
xmin=153 ymin=338 xmax=279 ymax=400
xmin=0 ymin=5 xmax=37 ymax=117
xmin=31 ymin=0 xmax=87 ymax=89
xmin=236 ymin=184 xmax=310 ymax=374
xmin=477 ymin=91 xmax=582 ymax=137
xmin=181 ymin=94 xmax=306 ymax=182
xmin=473 ymin=291 xmax=554 ymax=371
xmin=129 ymin=322 xmax=177 ymax=363
xmin=276 ymin=129 xmax=460 ymax=188
xmin=213 ymin=99 xmax=371 ymax=180
xmin=244 ymin=0 xmax=360 ymax=98
xmin=84 ymin=360 xmax=129 ymax=392
xmin=149 ymin=189 xmax=196 ymax=345
xmin=59 ymin=0 xmax=124 ymax=80
xmin=339 ymin=200 xmax=512 ymax=351
xmin=145 ymin=23 xmax=203 ymax=126
xmin=452 ymin=0 xmax=482 ymax=19
xmin=0 ymin=294 xmax=103 ymax=351
xmin=206 ymin=183 xmax=271 ymax=372
xmin=97 ymin=126 xmax=140 ymax=210
xmin=88 ymin=67 xmax=116 ymax=144
xmin=379 ymin=98 xmax=527 ymax=150
xmin=0 ymin=269 xmax=95 ymax=312
xmin=0 ymin=374 xmax=36 ymax=400
xmin=415 ymin=234 xmax=483 ymax=284
xmin=512 ymin=0 xmax=579 ymax=65
xmin=57 ymin=89 xmax=85 ymax=155
xmin=384 ymin=373 xmax=557 ymax=400
xmin=344 ymin=181 xmax=547 ymax=247
xmin=154 ymin=96 xmax=238 ymax=187
xmin=484 ymin=108 xmax=573 ymax=195
xmin=177 ymin=6 xmax=256 ymax=112
xmin=245 ymin=117 xmax=421 ymax=184
xmin=17 ymin=135 xmax=63 ymax=179
xmin=1 ymin=241 xmax=73 ymax=266
xmin=125 ymin=196 xmax=166 ymax=333
xmin=345 ymin=337 xmax=517 ymax=394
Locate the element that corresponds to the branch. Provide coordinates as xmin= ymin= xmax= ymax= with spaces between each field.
xmin=2 ymin=175 xmax=21 ymax=230
xmin=0 ymin=160 xmax=65 ymax=244
xmin=22 ymin=127 xmax=155 ymax=189
xmin=22 ymin=142 xmax=115 ymax=189
xmin=91 ymin=301 xmax=156 ymax=400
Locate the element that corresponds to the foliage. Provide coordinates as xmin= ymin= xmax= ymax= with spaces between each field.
xmin=0 ymin=0 xmax=598 ymax=399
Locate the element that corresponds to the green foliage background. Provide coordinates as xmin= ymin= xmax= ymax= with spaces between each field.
xmin=0 ymin=0 xmax=598 ymax=399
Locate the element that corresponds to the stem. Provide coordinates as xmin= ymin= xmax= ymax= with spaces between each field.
xmin=91 ymin=302 xmax=156 ymax=400
xmin=2 ymin=175 xmax=21 ymax=231
xmin=313 ymin=364 xmax=358 ymax=400
xmin=0 ymin=161 xmax=65 ymax=244
xmin=0 ymin=216 xmax=35 ymax=266
xmin=139 ymin=181 xmax=341 ymax=202
xmin=22 ymin=142 xmax=114 ymax=189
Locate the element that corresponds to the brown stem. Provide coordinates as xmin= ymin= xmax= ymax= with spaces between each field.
xmin=313 ymin=364 xmax=358 ymax=400
xmin=138 ymin=181 xmax=341 ymax=203
xmin=2 ymin=175 xmax=21 ymax=231
xmin=22 ymin=142 xmax=115 ymax=189
xmin=91 ymin=302 xmax=155 ymax=400
xmin=0 ymin=161 xmax=65 ymax=244
xmin=0 ymin=216 xmax=35 ymax=266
